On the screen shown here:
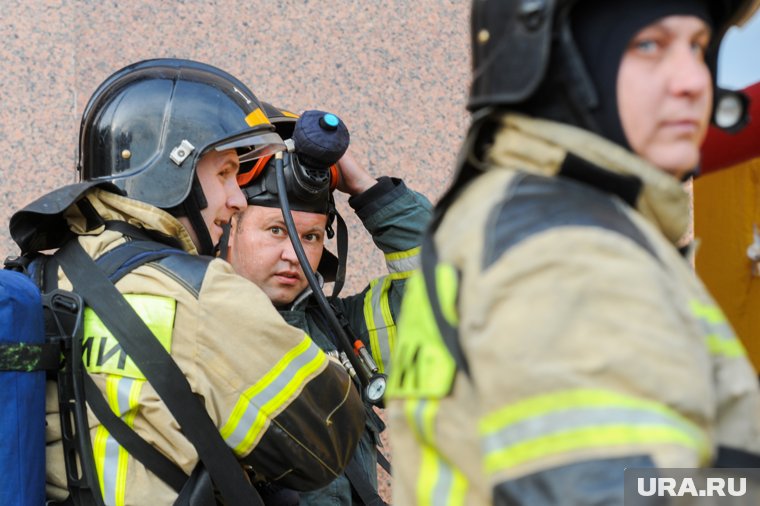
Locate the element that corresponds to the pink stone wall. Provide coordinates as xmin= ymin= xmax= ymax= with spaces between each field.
xmin=0 ymin=1 xmax=471 ymax=299
xmin=1 ymin=3 xmax=470 ymax=500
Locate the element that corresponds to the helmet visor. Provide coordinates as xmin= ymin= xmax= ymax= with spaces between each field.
xmin=216 ymin=131 xmax=287 ymax=163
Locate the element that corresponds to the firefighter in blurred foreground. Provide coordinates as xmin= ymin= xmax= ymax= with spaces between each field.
xmin=386 ymin=1 xmax=760 ymax=504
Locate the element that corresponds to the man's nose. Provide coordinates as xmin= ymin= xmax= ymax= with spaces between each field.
xmin=281 ymin=239 xmax=299 ymax=263
xmin=228 ymin=182 xmax=247 ymax=212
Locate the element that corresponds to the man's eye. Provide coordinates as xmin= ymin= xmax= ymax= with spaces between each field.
xmin=271 ymin=227 xmax=284 ymax=235
xmin=220 ymin=166 xmax=238 ymax=179
xmin=303 ymin=233 xmax=320 ymax=242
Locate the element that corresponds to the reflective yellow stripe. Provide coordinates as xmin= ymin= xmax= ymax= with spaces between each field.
xmin=83 ymin=294 xmax=175 ymax=379
xmin=690 ymin=300 xmax=726 ymax=324
xmin=221 ymin=335 xmax=327 ymax=456
xmin=364 ymin=278 xmax=381 ymax=366
xmin=387 ymin=266 xmax=458 ymax=399
xmin=706 ymin=333 xmax=747 ymax=358
xmin=362 ymin=265 xmax=416 ymax=373
xmin=279 ymin=109 xmax=299 ymax=118
xmin=93 ymin=375 xmax=145 ymax=506
xmin=385 ymin=247 xmax=421 ymax=274
xmin=689 ymin=299 xmax=746 ymax=358
xmin=405 ymin=399 xmax=468 ymax=506
xmin=378 ymin=277 xmax=396 ymax=374
xmin=245 ymin=107 xmax=270 ymax=127
xmin=479 ymin=389 xmax=710 ymax=474
xmin=363 ymin=276 xmax=397 ymax=374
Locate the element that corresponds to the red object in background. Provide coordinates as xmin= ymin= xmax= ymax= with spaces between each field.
xmin=700 ymin=81 xmax=760 ymax=176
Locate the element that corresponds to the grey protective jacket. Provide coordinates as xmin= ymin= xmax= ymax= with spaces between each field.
xmin=387 ymin=114 xmax=760 ymax=506
xmin=281 ymin=177 xmax=432 ymax=505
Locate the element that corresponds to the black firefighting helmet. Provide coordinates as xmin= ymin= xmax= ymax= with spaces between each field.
xmin=469 ymin=0 xmax=759 ymax=136
xmin=78 ymin=58 xmax=285 ymax=254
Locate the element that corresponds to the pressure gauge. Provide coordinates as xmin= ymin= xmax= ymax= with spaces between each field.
xmin=365 ymin=374 xmax=387 ymax=405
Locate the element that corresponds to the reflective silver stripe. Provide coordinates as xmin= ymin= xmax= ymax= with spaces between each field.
xmin=433 ymin=459 xmax=457 ymax=506
xmin=411 ymin=398 xmax=429 ymax=442
xmin=408 ymin=399 xmax=467 ymax=505
xmin=481 ymin=406 xmax=702 ymax=457
xmin=102 ymin=434 xmax=121 ymax=506
xmin=690 ymin=300 xmax=734 ymax=339
xmin=385 ymin=247 xmax=420 ymax=275
xmin=116 ymin=377 xmax=133 ymax=413
xmin=365 ymin=276 xmax=393 ymax=373
xmin=224 ymin=340 xmax=323 ymax=450
xmin=100 ymin=376 xmax=140 ymax=506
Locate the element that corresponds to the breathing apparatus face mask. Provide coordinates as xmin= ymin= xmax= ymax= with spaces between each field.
xmin=228 ymin=110 xmax=350 ymax=282
xmin=238 ymin=151 xmax=338 ymax=235
xmin=237 ymin=110 xmax=349 ymax=235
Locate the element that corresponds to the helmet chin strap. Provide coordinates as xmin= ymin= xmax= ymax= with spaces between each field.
xmin=186 ymin=200 xmax=215 ymax=256
xmin=167 ymin=173 xmax=216 ymax=256
xmin=218 ymin=222 xmax=232 ymax=260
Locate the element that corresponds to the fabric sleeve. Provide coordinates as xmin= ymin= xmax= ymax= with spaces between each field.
xmin=340 ymin=178 xmax=433 ymax=374
xmin=192 ymin=259 xmax=365 ymax=491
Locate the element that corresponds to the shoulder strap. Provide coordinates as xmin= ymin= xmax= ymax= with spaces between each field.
xmin=88 ymin=241 xmax=189 ymax=493
xmin=331 ymin=212 xmax=349 ymax=297
xmin=55 ymin=240 xmax=263 ymax=506
xmin=343 ymin=456 xmax=388 ymax=506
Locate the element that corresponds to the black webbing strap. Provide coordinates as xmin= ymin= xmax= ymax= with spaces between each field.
xmin=420 ymin=216 xmax=470 ymax=377
xmin=331 ymin=212 xmax=349 ymax=298
xmin=75 ymin=240 xmax=190 ymax=494
xmin=343 ymin=457 xmax=388 ymax=506
xmin=55 ymin=240 xmax=262 ymax=505
xmin=376 ymin=448 xmax=392 ymax=475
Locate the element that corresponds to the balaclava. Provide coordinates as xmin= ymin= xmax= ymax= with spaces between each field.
xmin=571 ymin=0 xmax=712 ymax=149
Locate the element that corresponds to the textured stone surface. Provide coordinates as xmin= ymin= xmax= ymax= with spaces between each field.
xmin=0 ymin=0 xmax=470 ymax=298
xmin=0 ymin=1 xmax=471 ymax=501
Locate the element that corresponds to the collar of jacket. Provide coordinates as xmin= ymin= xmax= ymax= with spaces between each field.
xmin=282 ymin=271 xmax=325 ymax=312
xmin=64 ymin=188 xmax=198 ymax=254
xmin=485 ymin=113 xmax=690 ymax=245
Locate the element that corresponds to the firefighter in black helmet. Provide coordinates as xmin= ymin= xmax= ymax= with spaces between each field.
xmin=10 ymin=59 xmax=364 ymax=505
xmin=386 ymin=1 xmax=760 ymax=505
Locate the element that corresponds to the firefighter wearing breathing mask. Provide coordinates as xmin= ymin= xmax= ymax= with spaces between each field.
xmin=12 ymin=59 xmax=364 ymax=506
xmin=226 ymin=105 xmax=433 ymax=506
xmin=385 ymin=1 xmax=760 ymax=505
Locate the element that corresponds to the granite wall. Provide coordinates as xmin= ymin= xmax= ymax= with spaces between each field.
xmin=1 ymin=3 xmax=470 ymax=500
xmin=0 ymin=0 xmax=471 ymax=296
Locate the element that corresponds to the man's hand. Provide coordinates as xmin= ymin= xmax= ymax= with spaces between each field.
xmin=335 ymin=151 xmax=377 ymax=196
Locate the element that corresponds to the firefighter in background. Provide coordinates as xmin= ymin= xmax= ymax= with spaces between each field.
xmin=386 ymin=1 xmax=760 ymax=505
xmin=11 ymin=59 xmax=364 ymax=505
xmin=226 ymin=105 xmax=433 ymax=505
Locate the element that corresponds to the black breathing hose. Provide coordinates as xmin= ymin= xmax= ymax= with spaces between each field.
xmin=273 ymin=153 xmax=372 ymax=391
